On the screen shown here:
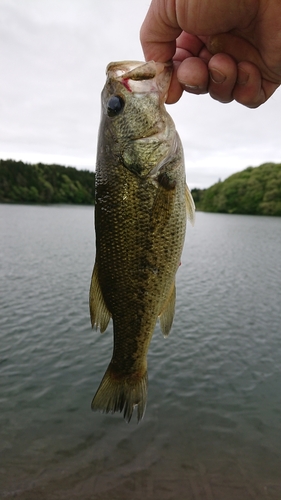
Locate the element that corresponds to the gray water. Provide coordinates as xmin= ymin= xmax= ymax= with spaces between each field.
xmin=0 ymin=204 xmax=280 ymax=500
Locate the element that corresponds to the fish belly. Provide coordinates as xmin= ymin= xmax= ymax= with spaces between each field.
xmin=90 ymin=161 xmax=186 ymax=421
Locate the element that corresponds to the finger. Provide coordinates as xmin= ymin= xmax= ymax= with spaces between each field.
xmin=165 ymin=61 xmax=184 ymax=104
xmin=140 ymin=2 xmax=181 ymax=62
xmin=207 ymin=33 xmax=281 ymax=84
xmin=208 ymin=53 xmax=237 ymax=103
xmin=176 ymin=57 xmax=209 ymax=95
xmin=175 ymin=32 xmax=205 ymax=58
xmin=233 ymin=61 xmax=280 ymax=108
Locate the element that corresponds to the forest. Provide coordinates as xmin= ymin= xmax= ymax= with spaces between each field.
xmin=192 ymin=162 xmax=281 ymax=216
xmin=1 ymin=159 xmax=281 ymax=215
xmin=0 ymin=159 xmax=95 ymax=204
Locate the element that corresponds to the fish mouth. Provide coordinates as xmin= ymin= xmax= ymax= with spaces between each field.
xmin=106 ymin=60 xmax=173 ymax=102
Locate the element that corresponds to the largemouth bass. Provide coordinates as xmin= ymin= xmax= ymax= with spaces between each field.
xmin=90 ymin=60 xmax=195 ymax=422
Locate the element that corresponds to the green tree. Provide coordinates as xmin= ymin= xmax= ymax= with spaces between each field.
xmin=0 ymin=159 xmax=95 ymax=204
xmin=193 ymin=162 xmax=281 ymax=216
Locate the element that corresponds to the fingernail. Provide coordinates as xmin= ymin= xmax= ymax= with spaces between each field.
xmin=210 ymin=69 xmax=226 ymax=84
xmin=183 ymin=84 xmax=198 ymax=89
xmin=237 ymin=68 xmax=249 ymax=85
xmin=181 ymin=84 xmax=203 ymax=95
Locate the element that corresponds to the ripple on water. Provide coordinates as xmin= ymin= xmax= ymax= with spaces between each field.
xmin=0 ymin=206 xmax=281 ymax=499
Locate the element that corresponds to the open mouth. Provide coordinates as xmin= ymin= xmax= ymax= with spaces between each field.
xmin=106 ymin=60 xmax=172 ymax=100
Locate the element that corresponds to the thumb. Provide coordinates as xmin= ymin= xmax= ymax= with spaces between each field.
xmin=140 ymin=2 xmax=182 ymax=62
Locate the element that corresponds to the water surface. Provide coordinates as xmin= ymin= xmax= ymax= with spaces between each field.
xmin=0 ymin=204 xmax=281 ymax=499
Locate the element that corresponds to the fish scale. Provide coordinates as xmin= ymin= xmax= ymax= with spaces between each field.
xmin=89 ymin=60 xmax=195 ymax=422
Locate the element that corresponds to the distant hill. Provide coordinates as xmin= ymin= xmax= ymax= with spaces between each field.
xmin=191 ymin=162 xmax=281 ymax=216
xmin=0 ymin=159 xmax=95 ymax=204
xmin=1 ymin=159 xmax=281 ymax=215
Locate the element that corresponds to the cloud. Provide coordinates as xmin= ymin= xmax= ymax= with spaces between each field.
xmin=1 ymin=0 xmax=280 ymax=188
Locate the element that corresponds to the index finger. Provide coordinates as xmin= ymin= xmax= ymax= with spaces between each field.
xmin=140 ymin=1 xmax=182 ymax=62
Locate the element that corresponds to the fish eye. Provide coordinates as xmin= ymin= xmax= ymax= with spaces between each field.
xmin=107 ymin=95 xmax=124 ymax=117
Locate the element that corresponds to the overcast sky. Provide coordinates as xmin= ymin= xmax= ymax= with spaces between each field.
xmin=1 ymin=0 xmax=280 ymax=188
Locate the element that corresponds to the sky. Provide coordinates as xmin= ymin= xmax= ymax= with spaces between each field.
xmin=0 ymin=0 xmax=280 ymax=189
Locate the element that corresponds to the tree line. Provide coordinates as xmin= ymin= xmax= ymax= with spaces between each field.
xmin=1 ymin=159 xmax=280 ymax=215
xmin=191 ymin=162 xmax=281 ymax=216
xmin=0 ymin=159 xmax=95 ymax=204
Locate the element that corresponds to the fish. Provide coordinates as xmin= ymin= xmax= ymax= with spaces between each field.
xmin=89 ymin=60 xmax=195 ymax=422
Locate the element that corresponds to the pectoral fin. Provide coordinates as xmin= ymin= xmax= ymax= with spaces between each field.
xmin=159 ymin=282 xmax=176 ymax=337
xmin=89 ymin=263 xmax=111 ymax=333
xmin=185 ymin=185 xmax=195 ymax=225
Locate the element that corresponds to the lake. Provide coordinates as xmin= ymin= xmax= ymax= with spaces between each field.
xmin=0 ymin=204 xmax=281 ymax=500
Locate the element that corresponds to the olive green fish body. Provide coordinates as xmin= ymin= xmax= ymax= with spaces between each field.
xmin=90 ymin=61 xmax=195 ymax=422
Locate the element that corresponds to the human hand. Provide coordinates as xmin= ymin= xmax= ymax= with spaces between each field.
xmin=140 ymin=0 xmax=281 ymax=107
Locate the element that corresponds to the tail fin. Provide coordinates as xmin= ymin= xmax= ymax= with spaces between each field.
xmin=91 ymin=365 xmax=147 ymax=423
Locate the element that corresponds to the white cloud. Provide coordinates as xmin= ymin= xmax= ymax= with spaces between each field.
xmin=0 ymin=0 xmax=280 ymax=188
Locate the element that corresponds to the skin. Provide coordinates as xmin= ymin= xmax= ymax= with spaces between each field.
xmin=90 ymin=61 xmax=194 ymax=421
xmin=140 ymin=0 xmax=281 ymax=107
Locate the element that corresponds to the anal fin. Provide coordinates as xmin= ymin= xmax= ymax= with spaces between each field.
xmin=159 ymin=282 xmax=176 ymax=337
xmin=89 ymin=263 xmax=111 ymax=333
